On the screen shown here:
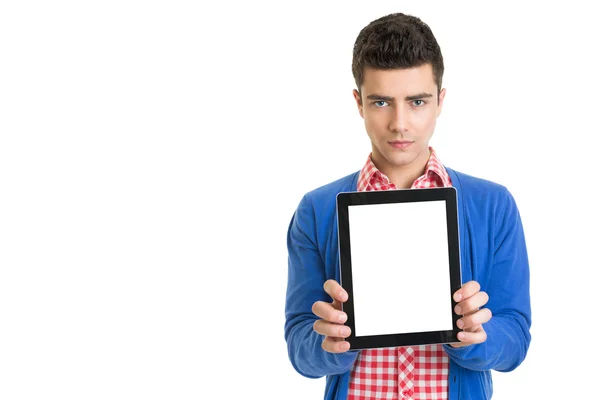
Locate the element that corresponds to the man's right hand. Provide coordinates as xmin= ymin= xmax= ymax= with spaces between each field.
xmin=311 ymin=279 xmax=351 ymax=353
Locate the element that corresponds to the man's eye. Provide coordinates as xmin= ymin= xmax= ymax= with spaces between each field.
xmin=412 ymin=100 xmax=425 ymax=107
xmin=374 ymin=101 xmax=388 ymax=107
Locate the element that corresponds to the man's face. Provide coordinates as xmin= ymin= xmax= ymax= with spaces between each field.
xmin=353 ymin=64 xmax=446 ymax=172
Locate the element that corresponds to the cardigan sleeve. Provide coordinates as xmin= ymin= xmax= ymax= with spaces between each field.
xmin=444 ymin=187 xmax=532 ymax=372
xmin=284 ymin=194 xmax=359 ymax=378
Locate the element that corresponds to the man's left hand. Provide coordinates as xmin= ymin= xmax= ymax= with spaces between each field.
xmin=450 ymin=281 xmax=492 ymax=348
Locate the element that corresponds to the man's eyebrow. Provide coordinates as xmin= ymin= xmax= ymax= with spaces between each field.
xmin=405 ymin=92 xmax=434 ymax=101
xmin=365 ymin=92 xmax=434 ymax=102
xmin=366 ymin=94 xmax=394 ymax=101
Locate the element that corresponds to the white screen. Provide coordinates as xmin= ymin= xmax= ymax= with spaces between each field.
xmin=347 ymin=200 xmax=453 ymax=337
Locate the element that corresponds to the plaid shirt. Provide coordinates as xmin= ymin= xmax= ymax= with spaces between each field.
xmin=348 ymin=147 xmax=452 ymax=400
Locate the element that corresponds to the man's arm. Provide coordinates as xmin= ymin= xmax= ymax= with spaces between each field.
xmin=444 ymin=188 xmax=532 ymax=371
xmin=284 ymin=194 xmax=358 ymax=378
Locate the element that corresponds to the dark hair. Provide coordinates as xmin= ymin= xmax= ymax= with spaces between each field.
xmin=352 ymin=13 xmax=444 ymax=98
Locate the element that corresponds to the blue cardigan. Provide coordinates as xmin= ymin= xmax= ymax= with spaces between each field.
xmin=284 ymin=167 xmax=531 ymax=400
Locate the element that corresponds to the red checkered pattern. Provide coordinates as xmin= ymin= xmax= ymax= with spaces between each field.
xmin=348 ymin=147 xmax=452 ymax=400
xmin=356 ymin=147 xmax=451 ymax=192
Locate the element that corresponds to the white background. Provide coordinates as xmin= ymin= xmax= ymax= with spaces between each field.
xmin=349 ymin=201 xmax=452 ymax=336
xmin=1 ymin=1 xmax=599 ymax=399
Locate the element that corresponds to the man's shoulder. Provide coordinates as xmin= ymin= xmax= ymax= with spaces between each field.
xmin=292 ymin=171 xmax=360 ymax=229
xmin=303 ymin=171 xmax=360 ymax=202
xmin=448 ymin=167 xmax=509 ymax=193
xmin=447 ymin=167 xmax=516 ymax=208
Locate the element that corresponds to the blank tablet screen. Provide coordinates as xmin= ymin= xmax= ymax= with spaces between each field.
xmin=348 ymin=200 xmax=452 ymax=337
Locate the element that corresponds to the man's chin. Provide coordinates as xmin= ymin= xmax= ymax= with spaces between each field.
xmin=385 ymin=154 xmax=417 ymax=167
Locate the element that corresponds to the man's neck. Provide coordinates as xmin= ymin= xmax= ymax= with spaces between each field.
xmin=373 ymin=148 xmax=430 ymax=189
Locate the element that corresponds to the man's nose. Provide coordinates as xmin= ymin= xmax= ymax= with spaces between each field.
xmin=389 ymin=105 xmax=409 ymax=133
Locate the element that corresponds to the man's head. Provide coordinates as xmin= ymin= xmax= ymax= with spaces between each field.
xmin=351 ymin=13 xmax=446 ymax=179
xmin=352 ymin=13 xmax=444 ymax=99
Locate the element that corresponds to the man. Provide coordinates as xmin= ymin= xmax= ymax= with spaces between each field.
xmin=284 ymin=12 xmax=531 ymax=400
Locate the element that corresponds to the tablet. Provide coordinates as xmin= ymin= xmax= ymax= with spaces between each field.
xmin=336 ymin=187 xmax=462 ymax=350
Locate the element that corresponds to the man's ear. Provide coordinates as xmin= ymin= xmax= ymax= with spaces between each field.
xmin=353 ymin=89 xmax=364 ymax=118
xmin=436 ymin=88 xmax=446 ymax=118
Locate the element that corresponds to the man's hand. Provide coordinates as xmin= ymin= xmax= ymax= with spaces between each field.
xmin=450 ymin=281 xmax=492 ymax=348
xmin=312 ymin=279 xmax=351 ymax=353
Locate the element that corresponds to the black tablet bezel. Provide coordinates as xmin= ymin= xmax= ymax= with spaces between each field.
xmin=336 ymin=187 xmax=462 ymax=350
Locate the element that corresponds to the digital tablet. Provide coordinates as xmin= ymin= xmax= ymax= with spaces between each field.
xmin=336 ymin=187 xmax=462 ymax=350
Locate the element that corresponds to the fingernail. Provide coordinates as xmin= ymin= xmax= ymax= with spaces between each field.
xmin=454 ymin=293 xmax=462 ymax=302
xmin=341 ymin=327 xmax=351 ymax=336
xmin=340 ymin=291 xmax=348 ymax=302
xmin=457 ymin=319 xmax=464 ymax=329
xmin=339 ymin=313 xmax=347 ymax=323
xmin=457 ymin=332 xmax=465 ymax=340
xmin=455 ymin=305 xmax=462 ymax=315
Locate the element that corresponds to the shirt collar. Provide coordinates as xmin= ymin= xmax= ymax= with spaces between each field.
xmin=357 ymin=146 xmax=452 ymax=191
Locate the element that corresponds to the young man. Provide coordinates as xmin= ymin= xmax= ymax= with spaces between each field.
xmin=284 ymin=12 xmax=531 ymax=400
